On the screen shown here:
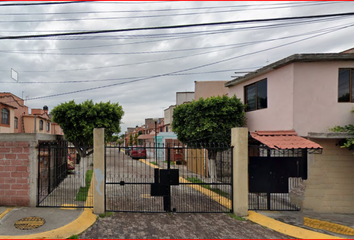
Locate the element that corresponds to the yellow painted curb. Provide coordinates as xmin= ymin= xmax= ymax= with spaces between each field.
xmin=248 ymin=211 xmax=344 ymax=239
xmin=0 ymin=208 xmax=13 ymax=220
xmin=304 ymin=217 xmax=354 ymax=236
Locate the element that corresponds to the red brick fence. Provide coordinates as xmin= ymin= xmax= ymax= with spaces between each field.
xmin=0 ymin=134 xmax=64 ymax=207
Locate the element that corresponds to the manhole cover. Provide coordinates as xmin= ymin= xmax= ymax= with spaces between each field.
xmin=14 ymin=216 xmax=45 ymax=230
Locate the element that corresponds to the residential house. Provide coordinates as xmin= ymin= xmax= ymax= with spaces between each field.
xmin=163 ymin=105 xmax=175 ymax=132
xmin=0 ymin=93 xmax=29 ymax=133
xmin=225 ymin=51 xmax=354 ymax=213
xmin=0 ymin=92 xmax=63 ymax=135
xmin=176 ymin=91 xmax=194 ymax=106
xmin=194 ymin=81 xmax=228 ymax=100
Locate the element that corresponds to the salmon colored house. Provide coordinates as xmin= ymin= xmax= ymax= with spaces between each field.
xmin=0 ymin=92 xmax=63 ymax=135
xmin=225 ymin=50 xmax=354 ymax=213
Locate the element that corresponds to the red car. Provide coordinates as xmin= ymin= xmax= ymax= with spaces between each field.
xmin=130 ymin=146 xmax=146 ymax=160
xmin=67 ymin=154 xmax=75 ymax=170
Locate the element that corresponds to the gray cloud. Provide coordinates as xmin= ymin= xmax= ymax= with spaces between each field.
xmin=1 ymin=1 xmax=354 ymax=133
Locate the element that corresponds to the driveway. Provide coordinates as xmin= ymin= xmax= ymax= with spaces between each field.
xmin=80 ymin=212 xmax=293 ymax=239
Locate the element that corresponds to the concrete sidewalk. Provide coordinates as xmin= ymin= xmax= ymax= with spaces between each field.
xmin=0 ymin=206 xmax=96 ymax=239
xmin=1 ymin=205 xmax=354 ymax=239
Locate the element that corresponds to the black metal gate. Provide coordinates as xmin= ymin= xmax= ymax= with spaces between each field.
xmin=37 ymin=140 xmax=93 ymax=208
xmin=105 ymin=143 xmax=233 ymax=213
xmin=248 ymin=145 xmax=307 ymax=211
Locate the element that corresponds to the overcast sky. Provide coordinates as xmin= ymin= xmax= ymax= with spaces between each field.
xmin=1 ymin=1 xmax=354 ymax=134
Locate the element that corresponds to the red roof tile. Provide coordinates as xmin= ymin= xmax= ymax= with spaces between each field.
xmin=250 ymin=130 xmax=322 ymax=150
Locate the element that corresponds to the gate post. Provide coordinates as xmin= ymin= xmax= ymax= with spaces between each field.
xmin=93 ymin=128 xmax=105 ymax=214
xmin=231 ymin=127 xmax=248 ymax=217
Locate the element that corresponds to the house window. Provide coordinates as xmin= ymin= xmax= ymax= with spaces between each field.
xmin=39 ymin=120 xmax=43 ymax=130
xmin=1 ymin=108 xmax=9 ymax=125
xmin=166 ymin=126 xmax=169 ymax=132
xmin=244 ymin=79 xmax=267 ymax=111
xmin=47 ymin=122 xmax=50 ymax=132
xmin=338 ymin=68 xmax=354 ymax=102
xmin=14 ymin=117 xmax=18 ymax=129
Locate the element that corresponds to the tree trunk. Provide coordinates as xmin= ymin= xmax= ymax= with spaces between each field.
xmin=208 ymin=149 xmax=217 ymax=182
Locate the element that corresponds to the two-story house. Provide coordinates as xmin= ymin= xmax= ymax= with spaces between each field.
xmin=225 ymin=51 xmax=354 ymax=213
xmin=0 ymin=92 xmax=63 ymax=135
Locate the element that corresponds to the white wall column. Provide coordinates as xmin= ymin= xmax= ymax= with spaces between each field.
xmin=231 ymin=127 xmax=248 ymax=217
xmin=93 ymin=128 xmax=105 ymax=214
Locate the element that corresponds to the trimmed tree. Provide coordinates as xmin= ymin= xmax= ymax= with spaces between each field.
xmin=172 ymin=95 xmax=246 ymax=179
xmin=51 ymin=100 xmax=124 ymax=157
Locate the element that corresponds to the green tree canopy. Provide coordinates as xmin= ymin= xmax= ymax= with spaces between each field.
xmin=331 ymin=124 xmax=354 ymax=151
xmin=51 ymin=100 xmax=124 ymax=157
xmin=172 ymin=95 xmax=246 ymax=145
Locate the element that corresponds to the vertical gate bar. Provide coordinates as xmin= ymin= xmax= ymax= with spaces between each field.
xmin=48 ymin=143 xmax=51 ymax=196
xmin=166 ymin=146 xmax=171 ymax=212
xmin=37 ymin=143 xmax=41 ymax=206
xmin=167 ymin=146 xmax=171 ymax=170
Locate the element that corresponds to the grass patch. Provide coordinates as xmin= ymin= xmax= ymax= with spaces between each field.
xmin=99 ymin=212 xmax=113 ymax=218
xmin=75 ymin=170 xmax=93 ymax=201
xmin=150 ymin=162 xmax=157 ymax=165
xmin=163 ymin=161 xmax=174 ymax=165
xmin=186 ymin=177 xmax=229 ymax=197
xmin=67 ymin=235 xmax=79 ymax=239
xmin=228 ymin=213 xmax=246 ymax=221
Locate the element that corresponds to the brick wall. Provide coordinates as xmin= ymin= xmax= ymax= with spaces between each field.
xmin=0 ymin=141 xmax=30 ymax=206
xmin=303 ymin=139 xmax=354 ymax=213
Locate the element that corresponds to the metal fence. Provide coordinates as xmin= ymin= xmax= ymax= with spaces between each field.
xmin=105 ymin=143 xmax=233 ymax=213
xmin=37 ymin=141 xmax=93 ymax=208
xmin=248 ymin=145 xmax=305 ymax=211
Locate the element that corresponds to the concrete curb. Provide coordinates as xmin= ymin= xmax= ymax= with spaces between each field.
xmin=0 ymin=208 xmax=13 ymax=220
xmin=248 ymin=211 xmax=345 ymax=239
xmin=0 ymin=208 xmax=97 ymax=239
xmin=304 ymin=217 xmax=354 ymax=236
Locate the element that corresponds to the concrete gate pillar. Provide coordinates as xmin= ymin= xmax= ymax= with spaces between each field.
xmin=231 ymin=127 xmax=248 ymax=217
xmin=93 ymin=128 xmax=105 ymax=214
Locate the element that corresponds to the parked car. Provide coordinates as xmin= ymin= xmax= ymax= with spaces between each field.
xmin=125 ymin=146 xmax=133 ymax=156
xmin=67 ymin=154 xmax=75 ymax=171
xmin=130 ymin=145 xmax=146 ymax=160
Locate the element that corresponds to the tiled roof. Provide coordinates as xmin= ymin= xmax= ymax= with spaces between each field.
xmin=250 ymin=130 xmax=322 ymax=150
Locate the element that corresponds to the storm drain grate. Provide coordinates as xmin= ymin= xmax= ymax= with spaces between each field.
xmin=14 ymin=216 xmax=45 ymax=230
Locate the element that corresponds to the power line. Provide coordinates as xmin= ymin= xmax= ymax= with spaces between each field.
xmin=0 ymin=17 xmax=347 ymax=56
xmin=0 ymin=1 xmax=161 ymax=6
xmin=0 ymin=22 xmax=349 ymax=74
xmin=0 ymin=1 xmax=83 ymax=6
xmin=1 ymin=12 xmax=354 ymax=40
xmin=0 ymin=2 xmax=336 ymax=14
xmin=23 ymin=22 xmax=354 ymax=102
xmin=0 ymin=3 xmax=342 ymax=23
xmin=0 ymin=68 xmax=260 ymax=84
